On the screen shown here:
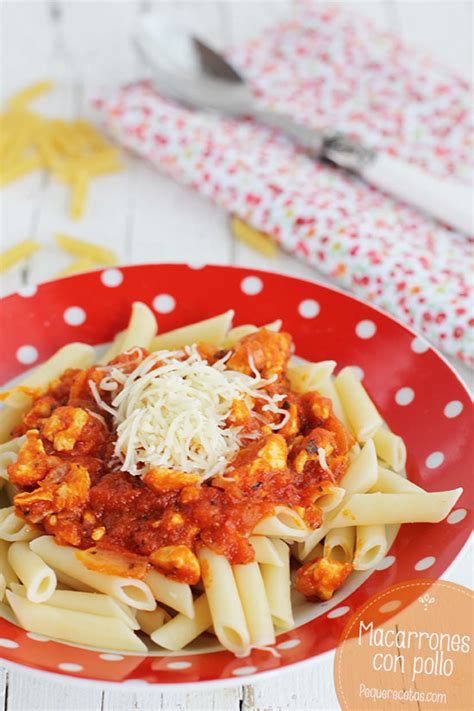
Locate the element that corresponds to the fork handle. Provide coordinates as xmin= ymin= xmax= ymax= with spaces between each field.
xmin=254 ymin=110 xmax=473 ymax=235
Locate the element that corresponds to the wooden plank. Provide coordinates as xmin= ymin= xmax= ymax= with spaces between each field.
xmin=6 ymin=671 xmax=102 ymax=711
xmin=0 ymin=668 xmax=6 ymax=711
xmin=103 ymin=686 xmax=242 ymax=711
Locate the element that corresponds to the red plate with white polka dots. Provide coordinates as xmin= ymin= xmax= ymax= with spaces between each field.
xmin=0 ymin=264 xmax=472 ymax=688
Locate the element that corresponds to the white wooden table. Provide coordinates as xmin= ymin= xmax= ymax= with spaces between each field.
xmin=1 ymin=2 xmax=472 ymax=709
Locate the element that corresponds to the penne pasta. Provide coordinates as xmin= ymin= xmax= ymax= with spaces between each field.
xmin=30 ymin=536 xmax=156 ymax=610
xmin=151 ymin=594 xmax=212 ymax=651
xmin=0 ymin=507 xmax=38 ymax=542
xmin=353 ymin=525 xmax=388 ymax=571
xmin=316 ymin=486 xmax=346 ymax=513
xmin=339 ymin=439 xmax=378 ymax=493
xmin=55 ymin=233 xmax=117 ymax=265
xmin=144 ymin=570 xmax=194 ymax=618
xmin=233 ymin=562 xmax=275 ymax=647
xmin=249 ymin=536 xmax=284 ymax=567
xmin=230 ymin=217 xmax=278 ymax=258
xmin=0 ymin=240 xmax=40 ymax=272
xmin=316 ymin=376 xmax=351 ymax=430
xmin=372 ymin=466 xmax=424 ymax=494
xmin=198 ymin=547 xmax=250 ymax=655
xmin=0 ymin=405 xmax=30 ymax=444
xmin=8 ymin=542 xmax=56 ymax=603
xmin=323 ymin=527 xmax=356 ymax=563
xmin=296 ymin=519 xmax=332 ymax=562
xmin=287 ymin=360 xmax=336 ymax=394
xmin=150 ymin=311 xmax=234 ymax=351
xmin=373 ymin=427 xmax=407 ymax=472
xmin=252 ymin=505 xmax=309 ymax=541
xmin=260 ymin=539 xmax=293 ymax=630
xmin=335 ymin=367 xmax=383 ymax=441
xmin=221 ymin=320 xmax=281 ymax=349
xmin=136 ymin=606 xmax=170 ymax=636
xmin=120 ymin=301 xmax=157 ymax=352
xmin=0 ymin=540 xmax=18 ymax=586
xmin=98 ymin=330 xmax=125 ymax=365
xmin=0 ymin=574 xmax=5 ymax=602
xmin=329 ymin=489 xmax=463 ymax=528
xmin=6 ymin=591 xmax=147 ymax=652
xmin=292 ymin=541 xmax=324 ymax=563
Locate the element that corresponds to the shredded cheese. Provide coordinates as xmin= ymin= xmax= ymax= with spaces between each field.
xmin=90 ymin=346 xmax=289 ymax=479
xmin=317 ymin=447 xmax=333 ymax=476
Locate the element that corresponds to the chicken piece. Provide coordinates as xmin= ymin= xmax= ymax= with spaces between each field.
xmin=42 ymin=406 xmax=89 ymax=452
xmin=232 ymin=434 xmax=288 ymax=473
xmin=150 ymin=544 xmax=201 ymax=584
xmin=144 ymin=467 xmax=201 ymax=493
xmin=290 ymin=427 xmax=337 ymax=475
xmin=299 ymin=392 xmax=333 ymax=427
xmin=295 ymin=556 xmax=353 ymax=600
xmin=7 ymin=430 xmax=61 ymax=487
xmin=227 ymin=328 xmax=292 ymax=379
xmin=278 ymin=399 xmax=300 ymax=439
xmin=22 ymin=396 xmax=57 ymax=430
xmin=14 ymin=462 xmax=90 ymax=524
xmin=44 ymin=512 xmax=83 ymax=547
xmin=227 ymin=399 xmax=252 ymax=427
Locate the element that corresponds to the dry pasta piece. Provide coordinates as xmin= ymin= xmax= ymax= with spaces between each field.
xmin=55 ymin=233 xmax=117 ymax=265
xmin=8 ymin=81 xmax=54 ymax=109
xmin=0 ymin=240 xmax=40 ymax=272
xmin=230 ymin=216 xmax=278 ymax=257
xmin=70 ymin=171 xmax=89 ymax=220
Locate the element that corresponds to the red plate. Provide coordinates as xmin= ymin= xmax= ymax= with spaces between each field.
xmin=0 ymin=264 xmax=472 ymax=687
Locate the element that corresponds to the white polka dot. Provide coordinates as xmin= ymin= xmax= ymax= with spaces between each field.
xmin=166 ymin=661 xmax=192 ymax=670
xmin=349 ymin=365 xmax=364 ymax=381
xmin=26 ymin=632 xmax=49 ymax=642
xmin=232 ymin=666 xmax=257 ymax=676
xmin=153 ymin=294 xmax=176 ymax=313
xmin=376 ymin=555 xmax=396 ymax=571
xmin=444 ymin=400 xmax=463 ymax=418
xmin=240 ymin=276 xmax=263 ymax=295
xmin=58 ymin=663 xmax=83 ymax=673
xmin=18 ymin=285 xmax=37 ymax=298
xmin=415 ymin=556 xmax=436 ymax=571
xmin=395 ymin=387 xmax=415 ymax=406
xmin=64 ymin=306 xmax=86 ymax=326
xmin=411 ymin=336 xmax=429 ymax=354
xmin=355 ymin=320 xmax=376 ymax=339
xmin=188 ymin=261 xmax=205 ymax=270
xmin=16 ymin=345 xmax=38 ymax=365
xmin=425 ymin=451 xmax=444 ymax=469
xmin=447 ymin=509 xmax=467 ymax=525
xmin=276 ymin=639 xmax=301 ymax=650
xmin=327 ymin=606 xmax=350 ymax=619
xmin=99 ymin=654 xmax=124 ymax=661
xmin=379 ymin=600 xmax=402 ymax=614
xmin=298 ymin=299 xmax=320 ymax=319
xmin=101 ymin=269 xmax=123 ymax=288
xmin=0 ymin=638 xmax=19 ymax=648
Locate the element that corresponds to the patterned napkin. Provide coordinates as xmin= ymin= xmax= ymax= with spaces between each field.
xmin=94 ymin=2 xmax=474 ymax=365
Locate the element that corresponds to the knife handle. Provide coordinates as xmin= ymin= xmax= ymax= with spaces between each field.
xmin=361 ymin=153 xmax=473 ymax=236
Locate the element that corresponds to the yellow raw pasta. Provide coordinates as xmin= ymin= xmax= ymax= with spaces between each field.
xmin=0 ymin=240 xmax=40 ymax=271
xmin=54 ymin=233 xmax=117 ymax=265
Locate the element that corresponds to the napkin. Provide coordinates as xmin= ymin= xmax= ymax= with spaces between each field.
xmin=94 ymin=2 xmax=474 ymax=365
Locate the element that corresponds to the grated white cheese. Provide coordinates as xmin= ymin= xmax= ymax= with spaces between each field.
xmin=90 ymin=346 xmax=289 ymax=479
xmin=317 ymin=447 xmax=333 ymax=476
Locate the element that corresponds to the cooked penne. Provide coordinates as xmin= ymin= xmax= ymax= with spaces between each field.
xmin=0 ymin=405 xmax=30 ymax=444
xmin=316 ymin=486 xmax=345 ymax=513
xmin=6 ymin=590 xmax=147 ymax=652
xmin=98 ymin=330 xmax=125 ymax=365
xmin=0 ymin=540 xmax=18 ymax=586
xmin=339 ymin=439 xmax=378 ymax=493
xmin=372 ymin=466 xmax=424 ymax=494
xmin=260 ymin=539 xmax=293 ymax=630
xmin=150 ymin=311 xmax=234 ymax=351
xmin=144 ymin=570 xmax=193 ymax=618
xmin=151 ymin=594 xmax=212 ymax=651
xmin=120 ymin=301 xmax=157 ymax=351
xmin=0 ymin=438 xmax=24 ymax=483
xmin=221 ymin=319 xmax=281 ymax=349
xmin=316 ymin=376 xmax=351 ymax=430
xmin=287 ymin=360 xmax=336 ymax=394
xmin=249 ymin=536 xmax=284 ymax=567
xmin=353 ymin=525 xmax=388 ymax=571
xmin=335 ymin=367 xmax=383 ymax=441
xmin=373 ymin=427 xmax=407 ymax=472
xmin=30 ymin=536 xmax=156 ymax=610
xmin=136 ymin=606 xmax=170 ymax=636
xmin=8 ymin=542 xmax=56 ymax=603
xmin=329 ymin=489 xmax=463 ymax=528
xmin=323 ymin=527 xmax=355 ymax=564
xmin=252 ymin=506 xmax=309 ymax=541
xmin=233 ymin=561 xmax=275 ymax=647
xmin=296 ymin=518 xmax=333 ymax=562
xmin=0 ymin=507 xmax=38 ymax=542
xmin=293 ymin=541 xmax=324 ymax=564
xmin=0 ymin=573 xmax=5 ymax=602
xmin=198 ymin=547 xmax=250 ymax=655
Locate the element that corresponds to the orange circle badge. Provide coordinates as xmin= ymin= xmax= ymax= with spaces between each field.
xmin=334 ymin=580 xmax=473 ymax=710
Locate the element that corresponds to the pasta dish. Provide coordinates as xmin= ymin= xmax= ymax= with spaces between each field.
xmin=0 ymin=304 xmax=462 ymax=656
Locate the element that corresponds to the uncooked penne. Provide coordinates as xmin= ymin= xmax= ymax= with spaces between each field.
xmin=249 ymin=536 xmax=283 ymax=567
xmin=233 ymin=562 xmax=275 ymax=647
xmin=353 ymin=525 xmax=388 ymax=571
xmin=335 ymin=367 xmax=383 ymax=441
xmin=287 ymin=360 xmax=336 ymax=394
xmin=151 ymin=594 xmax=212 ymax=651
xmin=150 ymin=310 xmax=234 ymax=351
xmin=198 ymin=547 xmax=250 ymax=655
xmin=0 ymin=507 xmax=38 ymax=542
xmin=144 ymin=569 xmax=193 ymax=618
xmin=260 ymin=539 xmax=293 ymax=630
xmin=6 ymin=590 xmax=147 ymax=652
xmin=323 ymin=527 xmax=355 ymax=564
xmin=339 ymin=439 xmax=378 ymax=493
xmin=329 ymin=489 xmax=463 ymax=528
xmin=252 ymin=505 xmax=309 ymax=541
xmin=120 ymin=301 xmax=157 ymax=351
xmin=372 ymin=466 xmax=424 ymax=494
xmin=8 ymin=542 xmax=56 ymax=603
xmin=373 ymin=427 xmax=407 ymax=472
xmin=30 ymin=536 xmax=155 ymax=610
